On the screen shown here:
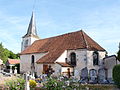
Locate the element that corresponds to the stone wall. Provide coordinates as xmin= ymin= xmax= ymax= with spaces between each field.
xmin=87 ymin=51 xmax=106 ymax=70
xmin=104 ymin=55 xmax=117 ymax=79
xmin=67 ymin=49 xmax=106 ymax=79
xmin=20 ymin=49 xmax=106 ymax=78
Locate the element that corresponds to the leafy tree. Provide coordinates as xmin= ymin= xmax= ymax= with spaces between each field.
xmin=8 ymin=51 xmax=17 ymax=59
xmin=117 ymin=50 xmax=120 ymax=60
xmin=113 ymin=64 xmax=120 ymax=88
xmin=0 ymin=43 xmax=19 ymax=63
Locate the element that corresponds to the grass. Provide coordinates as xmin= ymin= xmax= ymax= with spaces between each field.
xmin=35 ymin=83 xmax=119 ymax=90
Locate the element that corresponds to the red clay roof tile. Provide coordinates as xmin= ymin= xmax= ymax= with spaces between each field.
xmin=21 ymin=30 xmax=105 ymax=63
xmin=8 ymin=59 xmax=20 ymax=65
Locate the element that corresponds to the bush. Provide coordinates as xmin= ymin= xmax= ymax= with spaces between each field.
xmin=44 ymin=77 xmax=64 ymax=90
xmin=113 ymin=64 xmax=120 ymax=87
xmin=29 ymin=80 xmax=37 ymax=88
xmin=6 ymin=78 xmax=25 ymax=90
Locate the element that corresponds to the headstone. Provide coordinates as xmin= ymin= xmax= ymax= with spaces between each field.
xmin=98 ymin=68 xmax=108 ymax=84
xmin=14 ymin=67 xmax=17 ymax=74
xmin=25 ymin=73 xmax=30 ymax=90
xmin=10 ymin=66 xmax=12 ymax=73
xmin=89 ymin=69 xmax=97 ymax=84
xmin=79 ymin=67 xmax=88 ymax=84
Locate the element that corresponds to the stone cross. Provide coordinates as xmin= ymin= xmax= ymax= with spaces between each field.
xmin=24 ymin=73 xmax=30 ymax=90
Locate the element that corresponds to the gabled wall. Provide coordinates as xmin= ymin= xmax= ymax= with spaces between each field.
xmin=67 ymin=49 xmax=106 ymax=78
xmin=55 ymin=50 xmax=67 ymax=63
xmin=20 ymin=52 xmax=47 ymax=74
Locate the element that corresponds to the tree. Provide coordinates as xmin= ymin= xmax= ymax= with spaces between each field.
xmin=117 ymin=50 xmax=120 ymax=60
xmin=0 ymin=43 xmax=19 ymax=63
xmin=113 ymin=64 xmax=120 ymax=88
xmin=0 ymin=43 xmax=8 ymax=63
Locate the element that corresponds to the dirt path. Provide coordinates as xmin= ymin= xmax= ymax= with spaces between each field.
xmin=0 ymin=74 xmax=17 ymax=85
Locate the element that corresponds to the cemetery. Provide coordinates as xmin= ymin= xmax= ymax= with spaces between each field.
xmin=0 ymin=64 xmax=120 ymax=90
xmin=0 ymin=1 xmax=120 ymax=89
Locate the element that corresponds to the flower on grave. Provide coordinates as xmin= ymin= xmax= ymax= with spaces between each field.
xmin=29 ymin=80 xmax=37 ymax=88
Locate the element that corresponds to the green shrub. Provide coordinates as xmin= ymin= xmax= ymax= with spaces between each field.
xmin=44 ymin=77 xmax=64 ymax=90
xmin=113 ymin=64 xmax=120 ymax=87
xmin=6 ymin=78 xmax=25 ymax=90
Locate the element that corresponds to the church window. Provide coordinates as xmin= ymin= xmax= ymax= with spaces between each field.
xmin=31 ymin=55 xmax=35 ymax=65
xmin=70 ymin=52 xmax=76 ymax=66
xmin=93 ymin=51 xmax=99 ymax=65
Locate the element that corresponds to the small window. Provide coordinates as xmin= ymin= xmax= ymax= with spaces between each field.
xmin=93 ymin=51 xmax=99 ymax=65
xmin=70 ymin=52 xmax=76 ymax=66
xmin=31 ymin=55 xmax=35 ymax=64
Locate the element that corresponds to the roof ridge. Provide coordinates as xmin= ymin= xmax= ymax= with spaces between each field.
xmin=36 ymin=30 xmax=83 ymax=41
xmin=81 ymin=30 xmax=89 ymax=49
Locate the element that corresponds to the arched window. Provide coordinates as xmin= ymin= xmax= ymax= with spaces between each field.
xmin=93 ymin=51 xmax=99 ymax=65
xmin=31 ymin=55 xmax=35 ymax=65
xmin=70 ymin=52 xmax=76 ymax=66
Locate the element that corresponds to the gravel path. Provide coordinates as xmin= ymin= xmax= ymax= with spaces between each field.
xmin=0 ymin=73 xmax=17 ymax=85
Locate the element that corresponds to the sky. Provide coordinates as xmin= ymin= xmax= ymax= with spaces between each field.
xmin=0 ymin=0 xmax=120 ymax=55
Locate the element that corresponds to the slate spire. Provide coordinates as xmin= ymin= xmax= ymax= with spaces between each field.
xmin=23 ymin=12 xmax=39 ymax=38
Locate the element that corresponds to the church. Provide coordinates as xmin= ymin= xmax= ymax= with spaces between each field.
xmin=20 ymin=13 xmax=119 ymax=83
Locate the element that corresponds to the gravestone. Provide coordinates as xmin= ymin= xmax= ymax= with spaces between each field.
xmin=89 ymin=69 xmax=97 ymax=84
xmin=98 ymin=68 xmax=108 ymax=84
xmin=79 ymin=67 xmax=88 ymax=84
xmin=24 ymin=72 xmax=30 ymax=90
xmin=14 ymin=67 xmax=17 ymax=74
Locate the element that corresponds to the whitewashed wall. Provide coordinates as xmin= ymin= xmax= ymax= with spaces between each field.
xmin=67 ymin=49 xmax=106 ymax=78
xmin=87 ymin=51 xmax=106 ymax=70
xmin=56 ymin=50 xmax=67 ymax=63
xmin=36 ymin=64 xmax=43 ymax=75
xmin=21 ymin=36 xmax=39 ymax=51
xmin=67 ymin=49 xmax=87 ymax=78
xmin=20 ymin=48 xmax=106 ymax=78
xmin=20 ymin=52 xmax=47 ymax=74
xmin=104 ymin=56 xmax=117 ymax=79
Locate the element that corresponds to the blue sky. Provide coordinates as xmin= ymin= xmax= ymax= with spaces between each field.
xmin=0 ymin=0 xmax=120 ymax=55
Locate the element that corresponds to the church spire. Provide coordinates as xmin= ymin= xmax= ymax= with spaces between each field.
xmin=21 ymin=12 xmax=39 ymax=51
xmin=23 ymin=12 xmax=39 ymax=38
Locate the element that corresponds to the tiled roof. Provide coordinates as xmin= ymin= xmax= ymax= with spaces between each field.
xmin=8 ymin=59 xmax=20 ymax=65
xmin=56 ymin=62 xmax=73 ymax=67
xmin=21 ymin=30 xmax=105 ymax=63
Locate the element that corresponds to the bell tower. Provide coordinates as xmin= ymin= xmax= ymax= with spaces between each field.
xmin=21 ymin=12 xmax=39 ymax=51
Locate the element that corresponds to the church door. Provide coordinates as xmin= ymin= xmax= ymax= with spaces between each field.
xmin=43 ymin=65 xmax=48 ymax=74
